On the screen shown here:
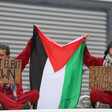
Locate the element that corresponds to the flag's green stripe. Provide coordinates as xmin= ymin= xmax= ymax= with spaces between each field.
xmin=59 ymin=40 xmax=86 ymax=108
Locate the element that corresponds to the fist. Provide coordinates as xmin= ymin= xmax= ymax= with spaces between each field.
xmin=83 ymin=33 xmax=90 ymax=40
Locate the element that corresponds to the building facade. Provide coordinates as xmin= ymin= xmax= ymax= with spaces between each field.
xmin=0 ymin=0 xmax=112 ymax=108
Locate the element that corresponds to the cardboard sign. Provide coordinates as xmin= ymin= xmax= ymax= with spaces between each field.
xmin=89 ymin=66 xmax=112 ymax=91
xmin=0 ymin=58 xmax=21 ymax=84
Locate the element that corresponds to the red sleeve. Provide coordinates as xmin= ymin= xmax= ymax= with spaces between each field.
xmin=83 ymin=46 xmax=104 ymax=68
xmin=14 ymin=38 xmax=32 ymax=71
xmin=0 ymin=85 xmax=6 ymax=93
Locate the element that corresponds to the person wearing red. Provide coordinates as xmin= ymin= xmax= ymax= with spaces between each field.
xmin=83 ymin=33 xmax=112 ymax=108
xmin=0 ymin=38 xmax=39 ymax=110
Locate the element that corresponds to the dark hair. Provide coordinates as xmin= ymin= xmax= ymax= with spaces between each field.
xmin=103 ymin=40 xmax=112 ymax=59
xmin=0 ymin=44 xmax=10 ymax=56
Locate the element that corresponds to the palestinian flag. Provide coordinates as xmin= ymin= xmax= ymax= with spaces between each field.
xmin=30 ymin=25 xmax=86 ymax=109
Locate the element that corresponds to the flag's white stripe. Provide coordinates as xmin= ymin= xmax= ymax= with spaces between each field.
xmin=37 ymin=58 xmax=66 ymax=109
xmin=66 ymin=36 xmax=83 ymax=45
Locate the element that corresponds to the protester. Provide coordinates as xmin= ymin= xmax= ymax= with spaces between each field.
xmin=0 ymin=38 xmax=39 ymax=110
xmin=83 ymin=33 xmax=112 ymax=108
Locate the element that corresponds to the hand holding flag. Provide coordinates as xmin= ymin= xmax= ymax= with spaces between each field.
xmin=83 ymin=33 xmax=90 ymax=40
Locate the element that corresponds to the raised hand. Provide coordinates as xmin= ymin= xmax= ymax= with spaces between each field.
xmin=83 ymin=33 xmax=90 ymax=41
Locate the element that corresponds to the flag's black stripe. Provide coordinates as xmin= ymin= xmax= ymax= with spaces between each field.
xmin=30 ymin=26 xmax=47 ymax=109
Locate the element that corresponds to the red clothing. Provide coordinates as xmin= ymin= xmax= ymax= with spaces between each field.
xmin=0 ymin=89 xmax=39 ymax=110
xmin=83 ymin=46 xmax=112 ymax=105
xmin=0 ymin=39 xmax=39 ymax=109
xmin=83 ymin=46 xmax=104 ymax=67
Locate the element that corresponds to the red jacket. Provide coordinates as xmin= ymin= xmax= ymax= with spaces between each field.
xmin=83 ymin=46 xmax=104 ymax=68
xmin=0 ymin=39 xmax=31 ymax=99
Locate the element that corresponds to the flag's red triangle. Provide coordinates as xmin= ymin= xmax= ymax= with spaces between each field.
xmin=35 ymin=25 xmax=85 ymax=72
